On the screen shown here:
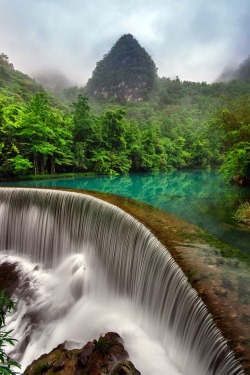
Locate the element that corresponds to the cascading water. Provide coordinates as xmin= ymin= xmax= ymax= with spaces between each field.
xmin=0 ymin=188 xmax=243 ymax=374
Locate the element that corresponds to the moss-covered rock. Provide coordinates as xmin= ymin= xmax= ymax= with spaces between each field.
xmin=23 ymin=332 xmax=140 ymax=375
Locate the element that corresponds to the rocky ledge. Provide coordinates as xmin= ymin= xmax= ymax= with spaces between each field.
xmin=23 ymin=332 xmax=141 ymax=375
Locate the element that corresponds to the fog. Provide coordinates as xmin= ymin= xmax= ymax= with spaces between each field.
xmin=1 ymin=0 xmax=249 ymax=85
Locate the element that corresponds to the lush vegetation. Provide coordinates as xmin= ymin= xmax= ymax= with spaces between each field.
xmin=0 ymin=290 xmax=20 ymax=375
xmin=0 ymin=90 xmax=73 ymax=176
xmin=0 ymin=53 xmax=41 ymax=102
xmin=0 ymin=89 xmax=220 ymax=178
xmin=234 ymin=202 xmax=250 ymax=224
xmin=211 ymin=95 xmax=250 ymax=183
xmin=0 ymin=48 xmax=249 ymax=183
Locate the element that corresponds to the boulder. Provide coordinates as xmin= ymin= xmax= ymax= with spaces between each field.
xmin=111 ymin=360 xmax=141 ymax=375
xmin=23 ymin=332 xmax=141 ymax=375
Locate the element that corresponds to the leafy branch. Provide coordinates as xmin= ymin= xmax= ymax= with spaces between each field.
xmin=0 ymin=290 xmax=21 ymax=375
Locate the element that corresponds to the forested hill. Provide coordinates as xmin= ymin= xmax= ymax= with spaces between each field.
xmin=84 ymin=34 xmax=158 ymax=101
xmin=0 ymin=53 xmax=42 ymax=101
xmin=217 ymin=54 xmax=250 ymax=83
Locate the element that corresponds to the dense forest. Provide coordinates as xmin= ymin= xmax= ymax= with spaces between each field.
xmin=0 ymin=34 xmax=249 ymax=184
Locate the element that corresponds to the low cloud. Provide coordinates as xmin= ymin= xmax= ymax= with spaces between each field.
xmin=1 ymin=0 xmax=249 ymax=84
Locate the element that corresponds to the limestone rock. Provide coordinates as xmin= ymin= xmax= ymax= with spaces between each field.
xmin=23 ymin=332 xmax=140 ymax=375
xmin=111 ymin=360 xmax=141 ymax=375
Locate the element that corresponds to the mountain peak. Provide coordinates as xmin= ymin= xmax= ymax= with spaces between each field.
xmin=85 ymin=34 xmax=158 ymax=101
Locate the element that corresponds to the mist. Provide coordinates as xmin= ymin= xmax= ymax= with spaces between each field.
xmin=1 ymin=0 xmax=250 ymax=85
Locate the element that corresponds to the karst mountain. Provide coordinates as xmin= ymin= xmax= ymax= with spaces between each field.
xmin=85 ymin=34 xmax=158 ymax=101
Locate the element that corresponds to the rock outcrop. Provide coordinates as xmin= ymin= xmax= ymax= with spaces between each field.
xmin=23 ymin=332 xmax=141 ymax=375
xmin=85 ymin=34 xmax=157 ymax=101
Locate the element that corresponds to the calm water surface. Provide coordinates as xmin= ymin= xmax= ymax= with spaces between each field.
xmin=1 ymin=170 xmax=250 ymax=254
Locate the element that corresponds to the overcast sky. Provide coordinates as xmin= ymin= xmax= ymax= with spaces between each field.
xmin=1 ymin=0 xmax=250 ymax=85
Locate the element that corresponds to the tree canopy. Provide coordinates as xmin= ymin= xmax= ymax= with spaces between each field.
xmin=0 ymin=52 xmax=250 ymax=184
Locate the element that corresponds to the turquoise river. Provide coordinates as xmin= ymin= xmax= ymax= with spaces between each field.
xmin=1 ymin=170 xmax=249 ymax=254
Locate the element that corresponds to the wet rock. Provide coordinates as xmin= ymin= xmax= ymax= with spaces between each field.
xmin=79 ymin=332 xmax=129 ymax=374
xmin=111 ymin=360 xmax=141 ymax=375
xmin=78 ymin=341 xmax=95 ymax=367
xmin=23 ymin=332 xmax=140 ymax=375
xmin=0 ymin=262 xmax=20 ymax=295
xmin=24 ymin=347 xmax=80 ymax=375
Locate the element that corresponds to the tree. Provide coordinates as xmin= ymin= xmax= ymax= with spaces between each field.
xmin=16 ymin=91 xmax=73 ymax=174
xmin=0 ymin=54 xmax=14 ymax=69
xmin=212 ymin=96 xmax=250 ymax=182
xmin=45 ymin=109 xmax=73 ymax=174
xmin=72 ymin=95 xmax=101 ymax=171
xmin=0 ymin=99 xmax=32 ymax=176
xmin=220 ymin=142 xmax=250 ymax=183
xmin=91 ymin=108 xmax=131 ymax=175
xmin=139 ymin=124 xmax=169 ymax=171
xmin=101 ymin=109 xmax=127 ymax=151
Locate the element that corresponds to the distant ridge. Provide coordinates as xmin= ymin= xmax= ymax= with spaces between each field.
xmin=85 ymin=34 xmax=158 ymax=101
xmin=234 ymin=55 xmax=250 ymax=81
xmin=217 ymin=54 xmax=250 ymax=82
xmin=0 ymin=53 xmax=42 ymax=101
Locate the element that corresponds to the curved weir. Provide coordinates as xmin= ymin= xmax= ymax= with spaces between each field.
xmin=0 ymin=188 xmax=243 ymax=374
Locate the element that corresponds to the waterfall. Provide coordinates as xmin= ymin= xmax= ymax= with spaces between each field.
xmin=0 ymin=188 xmax=243 ymax=375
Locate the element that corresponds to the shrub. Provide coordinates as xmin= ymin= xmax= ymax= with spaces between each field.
xmin=234 ymin=202 xmax=250 ymax=224
xmin=0 ymin=290 xmax=21 ymax=375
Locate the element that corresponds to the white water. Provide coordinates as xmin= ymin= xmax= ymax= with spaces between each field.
xmin=0 ymin=188 xmax=243 ymax=374
xmin=1 ymin=253 xmax=179 ymax=375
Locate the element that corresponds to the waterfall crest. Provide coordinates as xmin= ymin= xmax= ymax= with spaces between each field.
xmin=0 ymin=188 xmax=243 ymax=374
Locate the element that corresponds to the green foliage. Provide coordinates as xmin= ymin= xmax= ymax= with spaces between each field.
xmin=0 ymin=87 xmax=229 ymax=177
xmin=0 ymin=290 xmax=20 ymax=375
xmin=0 ymin=90 xmax=73 ymax=176
xmin=220 ymin=143 xmax=250 ymax=181
xmin=0 ymin=54 xmax=41 ymax=102
xmin=72 ymin=95 xmax=101 ymax=171
xmin=211 ymin=96 xmax=250 ymax=181
xmin=102 ymin=109 xmax=127 ymax=151
xmin=9 ymin=155 xmax=33 ymax=175
xmin=1 ymin=50 xmax=250 ymax=180
xmin=93 ymin=337 xmax=113 ymax=355
xmin=234 ymin=202 xmax=250 ymax=224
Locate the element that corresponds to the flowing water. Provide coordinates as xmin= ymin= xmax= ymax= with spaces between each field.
xmin=0 ymin=188 xmax=243 ymax=374
xmin=2 ymin=170 xmax=249 ymax=254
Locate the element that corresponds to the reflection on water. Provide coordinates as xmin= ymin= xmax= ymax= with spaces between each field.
xmin=1 ymin=170 xmax=249 ymax=254
xmin=174 ymin=241 xmax=250 ymax=368
xmin=177 ymin=241 xmax=250 ymax=304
